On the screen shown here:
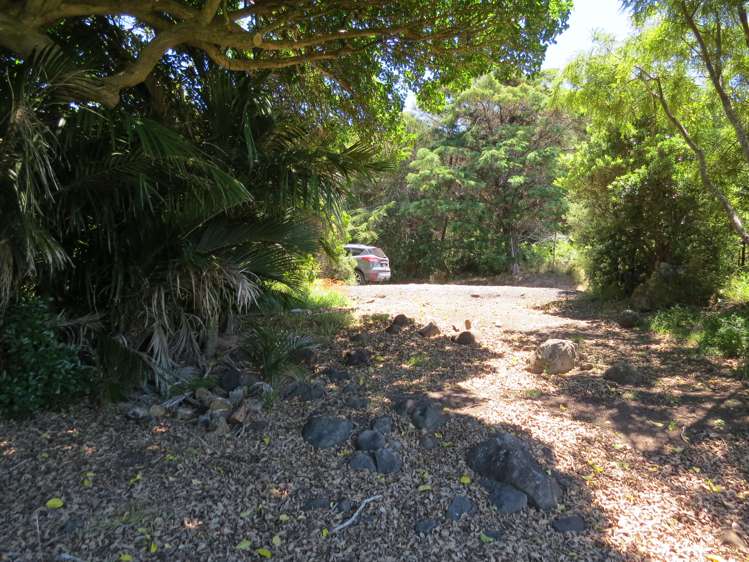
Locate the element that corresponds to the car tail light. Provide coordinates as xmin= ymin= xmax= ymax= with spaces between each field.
xmin=361 ymin=255 xmax=379 ymax=262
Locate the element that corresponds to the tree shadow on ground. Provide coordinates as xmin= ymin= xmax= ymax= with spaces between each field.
xmin=493 ymin=296 xmax=749 ymax=558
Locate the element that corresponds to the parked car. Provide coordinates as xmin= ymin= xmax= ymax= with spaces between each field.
xmin=344 ymin=244 xmax=391 ymax=284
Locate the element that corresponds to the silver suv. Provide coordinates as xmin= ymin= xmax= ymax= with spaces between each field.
xmin=344 ymin=244 xmax=391 ymax=284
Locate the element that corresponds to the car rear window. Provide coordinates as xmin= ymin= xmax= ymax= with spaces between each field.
xmin=369 ymin=247 xmax=386 ymax=258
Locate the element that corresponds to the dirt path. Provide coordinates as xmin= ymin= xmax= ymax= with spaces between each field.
xmin=1 ymin=283 xmax=748 ymax=562
xmin=346 ymin=283 xmax=749 ymax=560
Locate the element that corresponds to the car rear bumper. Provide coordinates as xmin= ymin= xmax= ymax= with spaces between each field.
xmin=368 ymin=270 xmax=391 ymax=282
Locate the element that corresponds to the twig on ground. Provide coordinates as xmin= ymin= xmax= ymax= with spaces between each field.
xmin=331 ymin=495 xmax=382 ymax=533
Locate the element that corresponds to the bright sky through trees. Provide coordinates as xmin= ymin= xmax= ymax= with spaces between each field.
xmin=542 ymin=0 xmax=633 ymax=69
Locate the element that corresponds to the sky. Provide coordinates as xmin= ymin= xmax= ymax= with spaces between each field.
xmin=542 ymin=0 xmax=633 ymax=70
xmin=405 ymin=0 xmax=633 ymax=112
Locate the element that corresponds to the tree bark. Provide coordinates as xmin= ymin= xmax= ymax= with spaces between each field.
xmin=640 ymin=71 xmax=749 ymax=244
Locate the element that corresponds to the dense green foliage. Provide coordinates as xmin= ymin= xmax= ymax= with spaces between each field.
xmin=0 ymin=298 xmax=93 ymax=418
xmin=351 ymin=75 xmax=573 ymax=279
xmin=0 ymin=2 xmax=571 ymax=407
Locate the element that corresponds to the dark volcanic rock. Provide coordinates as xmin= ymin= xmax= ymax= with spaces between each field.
xmin=415 ymin=519 xmax=439 ymax=535
xmin=447 ymin=495 xmax=475 ymax=521
xmin=215 ymin=367 xmax=245 ymax=392
xmin=551 ymin=515 xmax=586 ymax=533
xmin=302 ymin=416 xmax=353 ymax=448
xmin=418 ymin=322 xmax=441 ymax=337
xmin=456 ymin=331 xmax=476 ymax=345
xmin=392 ymin=314 xmax=410 ymax=327
xmin=345 ymin=395 xmax=369 ymax=409
xmin=344 ymin=349 xmax=371 ymax=367
xmin=485 ymin=482 xmax=528 ymax=513
xmin=282 ymin=381 xmax=325 ymax=402
xmin=411 ymin=402 xmax=445 ymax=431
xmin=356 ymin=430 xmax=386 ymax=451
xmin=419 ymin=435 xmax=439 ymax=449
xmin=466 ymin=432 xmax=561 ymax=510
xmin=374 ymin=447 xmax=401 ymax=474
xmin=385 ymin=322 xmax=402 ymax=334
xmin=371 ymin=415 xmax=394 ymax=434
xmin=349 ymin=451 xmax=376 ymax=472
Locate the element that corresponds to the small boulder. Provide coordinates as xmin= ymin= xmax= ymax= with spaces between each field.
xmin=393 ymin=397 xmax=419 ymax=417
xmin=419 ymin=435 xmax=439 ymax=449
xmin=415 ymin=519 xmax=439 ymax=535
xmin=283 ymin=381 xmax=325 ymax=402
xmin=176 ymin=406 xmax=197 ymax=420
xmin=302 ymin=416 xmax=353 ymax=448
xmin=551 ymin=515 xmax=586 ymax=533
xmin=356 ymin=430 xmax=386 ymax=451
xmin=603 ymin=361 xmax=646 ymax=385
xmin=323 ymin=367 xmax=351 ymax=384
xmin=209 ymin=397 xmax=232 ymax=413
xmin=374 ymin=448 xmax=401 ymax=474
xmin=210 ymin=417 xmax=231 ymax=436
xmin=464 ymin=319 xmax=472 ymax=330
xmin=466 ymin=433 xmax=561 ymax=510
xmin=385 ymin=322 xmax=402 ymax=335
xmin=411 ymin=402 xmax=445 ymax=431
xmin=371 ymin=415 xmax=394 ymax=434
xmin=349 ymin=451 xmax=376 ymax=472
xmin=194 ymin=387 xmax=215 ymax=407
xmin=148 ymin=404 xmax=167 ymax=418
xmin=229 ymin=401 xmax=252 ymax=425
xmin=528 ymin=339 xmax=577 ymax=374
xmin=215 ymin=367 xmax=245 ymax=392
xmin=484 ymin=482 xmax=528 ymax=513
xmin=447 ymin=495 xmax=475 ymax=521
xmin=228 ymin=386 xmax=246 ymax=406
xmin=291 ymin=347 xmax=318 ymax=366
xmin=617 ymin=309 xmax=640 ymax=329
xmin=344 ymin=349 xmax=371 ymax=367
xmin=456 ymin=331 xmax=476 ymax=346
xmin=392 ymin=314 xmax=410 ymax=327
xmin=418 ymin=322 xmax=441 ymax=338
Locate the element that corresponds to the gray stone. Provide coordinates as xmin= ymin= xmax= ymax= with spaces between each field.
xmin=551 ymin=515 xmax=586 ymax=533
xmin=411 ymin=402 xmax=444 ymax=431
xmin=228 ymin=386 xmax=246 ymax=406
xmin=209 ymin=397 xmax=232 ymax=413
xmin=194 ymin=387 xmax=215 ymax=407
xmin=456 ymin=331 xmax=476 ymax=345
xmin=292 ymin=347 xmax=318 ymax=366
xmin=415 ymin=519 xmax=439 ymax=535
xmin=344 ymin=349 xmax=371 ymax=366
xmin=210 ymin=417 xmax=231 ymax=436
xmin=216 ymin=367 xmax=244 ymax=392
xmin=485 ymin=482 xmax=528 ymax=513
xmin=148 ymin=404 xmax=167 ymax=418
xmin=466 ymin=433 xmax=561 ymax=510
xmin=356 ymin=430 xmax=386 ymax=451
xmin=371 ymin=415 xmax=394 ymax=434
xmin=393 ymin=397 xmax=419 ymax=417
xmin=197 ymin=413 xmax=211 ymax=429
xmin=447 ymin=495 xmax=475 ymax=521
xmin=618 ymin=309 xmax=640 ymax=329
xmin=374 ymin=448 xmax=401 ymax=474
xmin=603 ymin=361 xmax=646 ymax=385
xmin=336 ymin=499 xmax=355 ymax=513
xmin=385 ymin=322 xmax=402 ymax=334
xmin=392 ymin=314 xmax=410 ymax=327
xmin=283 ymin=381 xmax=325 ymax=402
xmin=349 ymin=451 xmax=376 ymax=471
xmin=302 ymin=416 xmax=353 ymax=448
xmin=528 ymin=339 xmax=577 ymax=374
xmin=418 ymin=322 xmax=441 ymax=337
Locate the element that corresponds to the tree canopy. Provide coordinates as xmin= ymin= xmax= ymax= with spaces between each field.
xmin=0 ymin=0 xmax=571 ymax=118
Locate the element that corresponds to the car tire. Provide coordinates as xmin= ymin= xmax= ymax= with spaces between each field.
xmin=355 ymin=269 xmax=366 ymax=285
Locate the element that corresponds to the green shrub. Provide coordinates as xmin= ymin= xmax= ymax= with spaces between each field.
xmin=721 ymin=272 xmax=749 ymax=304
xmin=0 ymin=299 xmax=94 ymax=418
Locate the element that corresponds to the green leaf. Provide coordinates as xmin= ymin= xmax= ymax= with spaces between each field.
xmin=479 ymin=532 xmax=495 ymax=544
xmin=272 ymin=534 xmax=282 ymax=546
xmin=256 ymin=547 xmax=272 ymax=558
xmin=46 ymin=497 xmax=64 ymax=509
xmin=236 ymin=539 xmax=253 ymax=551
xmin=417 ymin=484 xmax=432 ymax=492
xmin=321 ymin=528 xmax=329 ymax=538
xmin=118 ymin=554 xmax=134 ymax=562
xmin=459 ymin=474 xmax=472 ymax=485
xmin=278 ymin=513 xmax=290 ymax=522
